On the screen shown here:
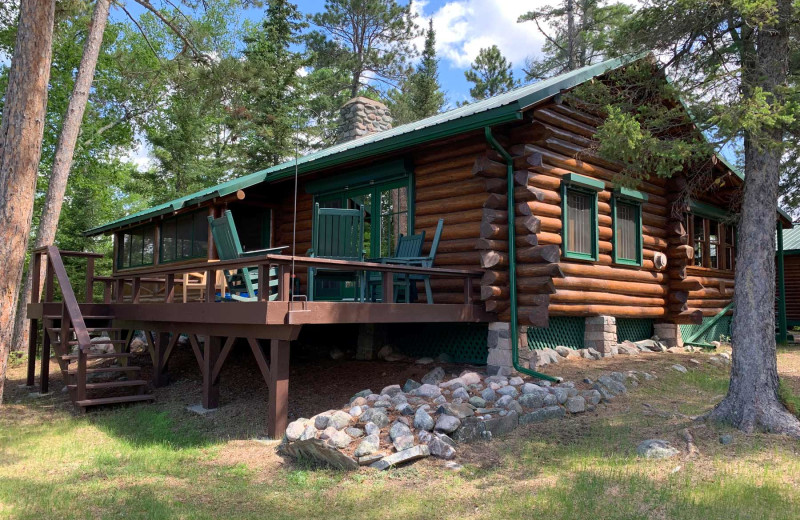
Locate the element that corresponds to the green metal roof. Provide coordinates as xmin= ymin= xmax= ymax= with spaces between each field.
xmin=86 ymin=55 xmax=641 ymax=236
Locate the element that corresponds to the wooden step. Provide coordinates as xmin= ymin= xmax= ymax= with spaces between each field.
xmin=45 ymin=315 xmax=114 ymax=320
xmin=61 ymin=352 xmax=135 ymax=361
xmin=75 ymin=394 xmax=154 ymax=407
xmin=50 ymin=327 xmax=123 ymax=333
xmin=67 ymin=366 xmax=141 ymax=375
xmin=68 ymin=380 xmax=148 ymax=391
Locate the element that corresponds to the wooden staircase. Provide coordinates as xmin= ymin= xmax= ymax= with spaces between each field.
xmin=34 ymin=246 xmax=154 ymax=409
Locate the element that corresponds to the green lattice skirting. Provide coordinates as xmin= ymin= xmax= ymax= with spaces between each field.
xmin=527 ymin=317 xmax=585 ymax=350
xmin=617 ymin=318 xmax=654 ymax=343
xmin=680 ymin=316 xmax=732 ymax=345
xmin=389 ymin=323 xmax=488 ymax=365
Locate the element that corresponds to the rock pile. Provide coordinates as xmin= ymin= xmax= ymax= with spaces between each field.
xmin=530 ymin=338 xmax=705 ymax=368
xmin=279 ymin=367 xmax=655 ymax=470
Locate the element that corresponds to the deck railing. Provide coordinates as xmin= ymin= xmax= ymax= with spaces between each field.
xmin=108 ymin=254 xmax=480 ymax=305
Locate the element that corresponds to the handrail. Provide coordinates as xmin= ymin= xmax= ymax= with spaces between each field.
xmin=36 ymin=246 xmax=94 ymax=400
xmin=112 ymin=254 xmax=484 ymax=279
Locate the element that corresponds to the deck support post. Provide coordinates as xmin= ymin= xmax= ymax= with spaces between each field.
xmin=268 ymin=339 xmax=290 ymax=439
xmin=40 ymin=325 xmax=51 ymax=394
xmin=202 ymin=335 xmax=221 ymax=409
xmin=356 ymin=324 xmax=386 ymax=360
xmin=26 ymin=318 xmax=38 ymax=386
xmin=152 ymin=332 xmax=171 ymax=388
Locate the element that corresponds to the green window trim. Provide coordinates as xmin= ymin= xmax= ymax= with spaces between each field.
xmin=563 ymin=172 xmax=605 ymax=192
xmin=611 ymin=195 xmax=643 ymax=266
xmin=561 ymin=181 xmax=599 ymax=261
xmin=158 ymin=209 xmax=209 ymax=264
xmin=689 ymin=199 xmax=731 ymax=220
xmin=614 ymin=186 xmax=649 ymax=202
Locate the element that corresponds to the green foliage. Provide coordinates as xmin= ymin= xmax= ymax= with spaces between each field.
xmin=573 ymin=61 xmax=713 ymax=183
xmin=464 ymin=45 xmax=518 ymax=102
xmin=518 ymin=0 xmax=632 ymax=81
xmin=386 ymin=18 xmax=446 ymax=125
xmin=230 ymin=0 xmax=309 ymax=169
xmin=306 ymin=0 xmax=420 ymax=99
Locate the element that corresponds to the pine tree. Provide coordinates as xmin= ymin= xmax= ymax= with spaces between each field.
xmin=518 ymin=0 xmax=631 ymax=80
xmin=590 ymin=0 xmax=800 ymax=436
xmin=233 ymin=0 xmax=307 ymax=169
xmin=464 ymin=45 xmax=517 ymax=102
xmin=387 ymin=18 xmax=445 ymax=124
xmin=307 ymin=0 xmax=420 ymax=99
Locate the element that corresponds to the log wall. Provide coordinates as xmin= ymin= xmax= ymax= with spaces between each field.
xmin=503 ymin=99 xmax=735 ymax=323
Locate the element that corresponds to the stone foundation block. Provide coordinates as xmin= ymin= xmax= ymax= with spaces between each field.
xmin=584 ymin=316 xmax=617 ymax=354
xmin=654 ymin=323 xmax=682 ymax=348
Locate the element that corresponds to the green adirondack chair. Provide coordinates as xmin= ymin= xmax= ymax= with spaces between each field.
xmin=308 ymin=203 xmax=365 ymax=301
xmin=377 ymin=218 xmax=444 ymax=304
xmin=208 ymin=210 xmax=285 ymax=301
xmin=366 ymin=230 xmax=426 ymax=302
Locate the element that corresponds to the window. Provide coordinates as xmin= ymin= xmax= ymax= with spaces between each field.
xmin=612 ymin=188 xmax=647 ymax=266
xmin=117 ymin=226 xmax=155 ymax=269
xmin=561 ymin=173 xmax=603 ymax=261
xmin=316 ymin=180 xmax=409 ymax=259
xmin=686 ymin=213 xmax=736 ymax=270
xmin=159 ymin=211 xmax=208 ymax=263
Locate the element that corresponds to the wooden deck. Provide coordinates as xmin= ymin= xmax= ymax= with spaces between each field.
xmin=26 ymin=248 xmax=490 ymax=438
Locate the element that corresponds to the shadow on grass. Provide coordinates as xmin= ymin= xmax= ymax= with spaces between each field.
xmin=88 ymin=406 xmax=211 ymax=450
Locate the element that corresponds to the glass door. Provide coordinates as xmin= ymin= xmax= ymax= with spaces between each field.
xmin=314 ymin=179 xmax=410 ymax=300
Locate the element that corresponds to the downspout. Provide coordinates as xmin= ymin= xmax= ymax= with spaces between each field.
xmin=777 ymin=226 xmax=788 ymax=344
xmin=484 ymin=127 xmax=560 ymax=383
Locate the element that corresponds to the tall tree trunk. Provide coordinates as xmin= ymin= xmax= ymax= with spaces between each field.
xmin=0 ymin=0 xmax=57 ymax=404
xmin=566 ymin=0 xmax=575 ymax=70
xmin=11 ymin=0 xmax=111 ymax=354
xmin=708 ymin=0 xmax=800 ymax=436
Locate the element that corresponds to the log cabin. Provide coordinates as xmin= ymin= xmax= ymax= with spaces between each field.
xmin=25 ymin=54 xmax=794 ymax=437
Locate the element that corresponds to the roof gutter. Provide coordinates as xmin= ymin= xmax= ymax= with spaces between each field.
xmin=484 ymin=126 xmax=560 ymax=383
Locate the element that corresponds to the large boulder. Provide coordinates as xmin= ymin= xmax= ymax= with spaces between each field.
xmin=421 ymin=366 xmax=445 ymax=385
xmin=354 ymin=434 xmax=381 ymax=457
xmin=434 ymin=414 xmax=461 ymax=434
xmin=411 ymin=384 xmax=442 ymax=398
xmin=413 ymin=408 xmax=435 ymax=431
xmin=282 ymin=438 xmax=358 ymax=470
xmin=637 ymin=439 xmax=679 ymax=459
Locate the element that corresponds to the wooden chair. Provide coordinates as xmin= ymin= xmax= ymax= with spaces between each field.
xmin=377 ymin=219 xmax=444 ymax=304
xmin=180 ymin=271 xmax=225 ymax=302
xmin=208 ymin=210 xmax=286 ymax=301
xmin=366 ymin=230 xmax=426 ymax=302
xmin=307 ymin=203 xmax=365 ymax=301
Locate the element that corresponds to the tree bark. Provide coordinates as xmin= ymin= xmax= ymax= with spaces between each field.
xmin=0 ymin=0 xmax=57 ymax=404
xmin=11 ymin=0 xmax=111 ymax=353
xmin=708 ymin=0 xmax=800 ymax=436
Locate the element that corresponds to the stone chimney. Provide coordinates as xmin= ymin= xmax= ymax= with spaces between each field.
xmin=335 ymin=97 xmax=393 ymax=144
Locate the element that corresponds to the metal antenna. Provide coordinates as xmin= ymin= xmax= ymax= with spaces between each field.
xmin=291 ymin=114 xmax=300 ymax=296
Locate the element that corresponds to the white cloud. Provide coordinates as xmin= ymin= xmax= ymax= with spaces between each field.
xmin=421 ymin=0 xmax=553 ymax=69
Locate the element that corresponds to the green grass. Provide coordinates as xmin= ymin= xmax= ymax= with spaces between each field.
xmin=2 ymin=356 xmax=800 ymax=519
